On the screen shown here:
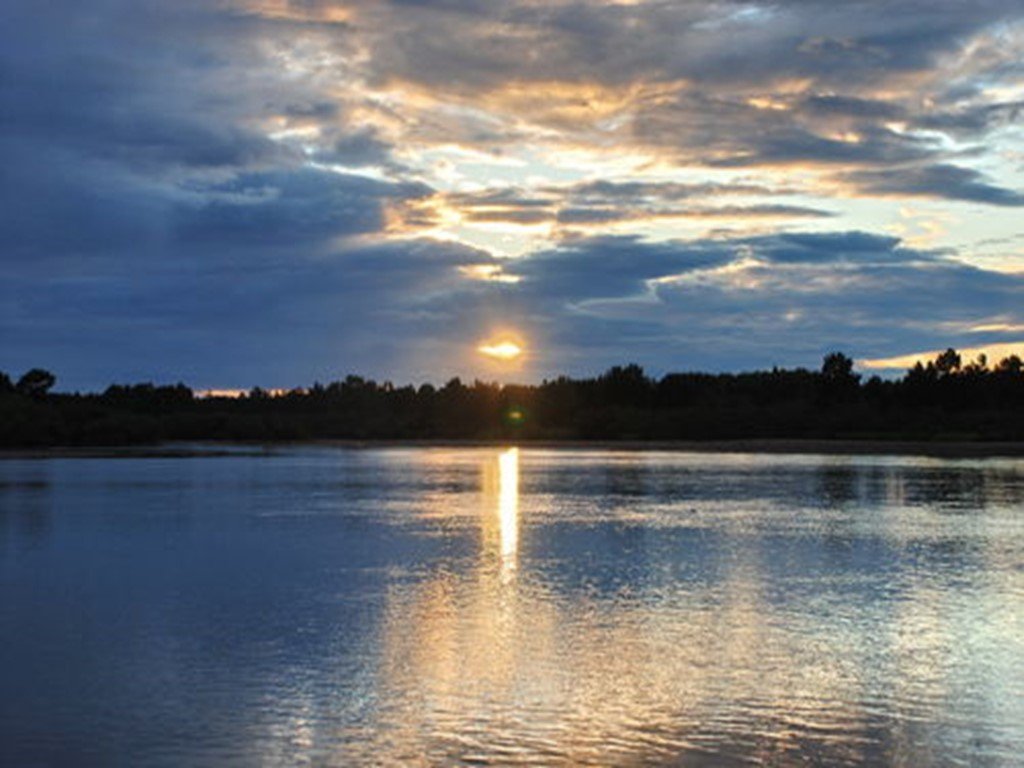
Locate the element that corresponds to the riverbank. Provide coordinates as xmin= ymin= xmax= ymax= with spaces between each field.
xmin=3 ymin=438 xmax=1024 ymax=459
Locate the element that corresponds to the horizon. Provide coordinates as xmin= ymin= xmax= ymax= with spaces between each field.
xmin=10 ymin=344 xmax=1016 ymax=397
xmin=0 ymin=346 xmax=1003 ymax=397
xmin=3 ymin=2 xmax=1024 ymax=389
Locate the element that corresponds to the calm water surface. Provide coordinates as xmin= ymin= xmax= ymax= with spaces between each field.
xmin=2 ymin=448 xmax=1023 ymax=766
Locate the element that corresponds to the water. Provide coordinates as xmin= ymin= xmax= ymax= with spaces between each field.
xmin=2 ymin=447 xmax=1023 ymax=766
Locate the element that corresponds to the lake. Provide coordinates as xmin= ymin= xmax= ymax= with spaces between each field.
xmin=2 ymin=447 xmax=1023 ymax=766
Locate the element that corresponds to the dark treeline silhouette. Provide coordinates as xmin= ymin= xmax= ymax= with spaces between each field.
xmin=2 ymin=349 xmax=1024 ymax=447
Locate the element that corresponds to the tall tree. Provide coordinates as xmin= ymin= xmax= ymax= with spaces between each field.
xmin=16 ymin=368 xmax=56 ymax=398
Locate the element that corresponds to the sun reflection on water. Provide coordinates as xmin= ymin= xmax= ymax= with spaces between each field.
xmin=325 ymin=450 xmax=1024 ymax=765
xmin=498 ymin=447 xmax=519 ymax=570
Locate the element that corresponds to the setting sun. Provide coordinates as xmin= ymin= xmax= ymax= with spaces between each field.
xmin=478 ymin=340 xmax=524 ymax=361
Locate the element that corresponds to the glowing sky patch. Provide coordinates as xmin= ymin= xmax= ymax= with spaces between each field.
xmin=458 ymin=264 xmax=522 ymax=283
xmin=860 ymin=342 xmax=1024 ymax=372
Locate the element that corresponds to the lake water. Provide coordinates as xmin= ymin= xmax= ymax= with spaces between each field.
xmin=2 ymin=447 xmax=1023 ymax=766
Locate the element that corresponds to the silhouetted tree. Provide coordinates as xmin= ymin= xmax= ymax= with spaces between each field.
xmin=16 ymin=368 xmax=56 ymax=398
xmin=600 ymin=364 xmax=652 ymax=406
xmin=906 ymin=360 xmax=936 ymax=385
xmin=821 ymin=352 xmax=857 ymax=382
xmin=935 ymin=348 xmax=961 ymax=377
xmin=819 ymin=352 xmax=860 ymax=404
xmin=995 ymin=355 xmax=1022 ymax=376
xmin=4 ymin=349 xmax=1024 ymax=447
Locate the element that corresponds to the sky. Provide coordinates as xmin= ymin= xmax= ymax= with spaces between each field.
xmin=2 ymin=0 xmax=1024 ymax=390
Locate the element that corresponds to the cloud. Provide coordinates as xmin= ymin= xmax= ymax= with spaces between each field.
xmin=333 ymin=0 xmax=1024 ymax=171
xmin=314 ymin=129 xmax=399 ymax=168
xmin=483 ymin=231 xmax=1024 ymax=374
xmin=800 ymin=94 xmax=906 ymax=121
xmin=430 ymin=180 xmax=830 ymax=230
xmin=4 ymin=0 xmax=1024 ymax=389
xmin=565 ymin=180 xmax=784 ymax=202
xmin=554 ymin=204 xmax=834 ymax=225
xmin=351 ymin=0 xmax=1020 ymax=92
xmin=510 ymin=235 xmax=734 ymax=300
xmin=2 ymin=237 xmax=500 ymax=387
xmin=173 ymin=170 xmax=432 ymax=248
xmin=843 ymin=164 xmax=1024 ymax=206
xmin=0 ymin=2 xmax=433 ymax=265
xmin=914 ymin=100 xmax=1024 ymax=135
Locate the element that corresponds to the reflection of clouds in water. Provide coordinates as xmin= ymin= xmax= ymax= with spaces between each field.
xmin=0 ymin=470 xmax=53 ymax=552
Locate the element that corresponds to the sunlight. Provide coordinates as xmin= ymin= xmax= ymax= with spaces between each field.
xmin=498 ymin=447 xmax=519 ymax=567
xmin=479 ymin=340 xmax=524 ymax=361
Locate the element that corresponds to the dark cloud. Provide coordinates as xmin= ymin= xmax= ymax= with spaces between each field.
xmin=844 ymin=164 xmax=1024 ymax=206
xmin=801 ymin=95 xmax=906 ymax=120
xmin=441 ymin=180 xmax=827 ymax=228
xmin=738 ymin=231 xmax=938 ymax=264
xmin=1 ymin=237 xmax=498 ymax=387
xmin=314 ymin=129 xmax=398 ymax=168
xmin=0 ymin=0 xmax=454 ymax=386
xmin=555 ymin=204 xmax=833 ymax=225
xmin=447 ymin=189 xmax=556 ymax=208
xmin=463 ymin=208 xmax=554 ymax=225
xmin=0 ymin=141 xmax=168 ymax=262
xmin=914 ymin=101 xmax=1024 ymax=134
xmin=504 ymin=231 xmax=938 ymax=307
xmin=491 ymin=232 xmax=1024 ymax=375
xmin=705 ymin=124 xmax=938 ymax=168
xmin=564 ymin=180 xmax=782 ymax=203
xmin=173 ymin=170 xmax=430 ymax=248
xmin=505 ymin=235 xmax=735 ymax=302
xmin=363 ymin=0 xmax=1020 ymax=91
xmin=0 ymin=3 xmax=290 ymax=173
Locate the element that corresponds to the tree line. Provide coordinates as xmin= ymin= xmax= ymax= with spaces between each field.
xmin=2 ymin=349 xmax=1024 ymax=447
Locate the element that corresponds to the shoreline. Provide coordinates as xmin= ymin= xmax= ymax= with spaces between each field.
xmin=2 ymin=438 xmax=1024 ymax=460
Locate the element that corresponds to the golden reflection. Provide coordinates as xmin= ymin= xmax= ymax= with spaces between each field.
xmin=324 ymin=451 xmax=1024 ymax=765
xmin=497 ymin=447 xmax=519 ymax=568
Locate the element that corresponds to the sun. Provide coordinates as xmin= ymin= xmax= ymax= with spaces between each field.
xmin=478 ymin=339 xmax=524 ymax=361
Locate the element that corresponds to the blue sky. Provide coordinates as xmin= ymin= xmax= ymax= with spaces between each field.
xmin=2 ymin=0 xmax=1024 ymax=389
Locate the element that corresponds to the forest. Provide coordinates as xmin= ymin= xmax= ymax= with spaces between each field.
xmin=2 ymin=349 xmax=1024 ymax=447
